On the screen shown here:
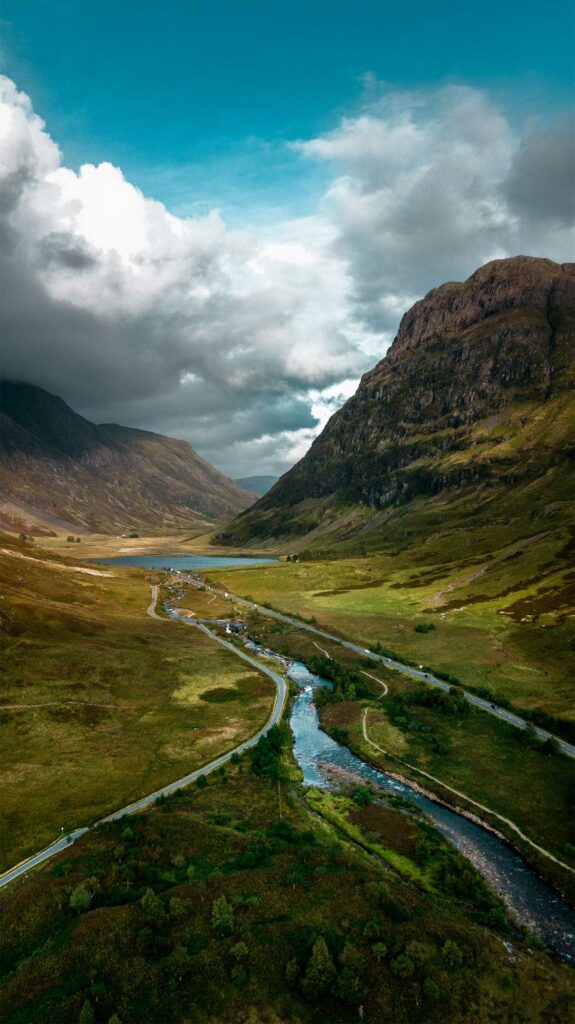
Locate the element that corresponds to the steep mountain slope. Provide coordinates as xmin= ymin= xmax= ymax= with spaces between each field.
xmin=0 ymin=382 xmax=255 ymax=533
xmin=220 ymin=257 xmax=574 ymax=550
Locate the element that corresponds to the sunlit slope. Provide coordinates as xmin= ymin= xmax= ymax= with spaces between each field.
xmin=0 ymin=534 xmax=273 ymax=868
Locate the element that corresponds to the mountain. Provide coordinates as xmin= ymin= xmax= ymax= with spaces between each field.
xmin=219 ymin=256 xmax=575 ymax=551
xmin=234 ymin=475 xmax=279 ymax=496
xmin=0 ymin=382 xmax=256 ymax=533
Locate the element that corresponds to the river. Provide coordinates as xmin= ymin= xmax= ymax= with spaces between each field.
xmin=282 ymin=657 xmax=575 ymax=963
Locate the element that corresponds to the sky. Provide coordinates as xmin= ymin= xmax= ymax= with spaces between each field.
xmin=0 ymin=0 xmax=574 ymax=478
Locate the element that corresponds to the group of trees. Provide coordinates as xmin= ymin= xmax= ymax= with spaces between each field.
xmin=286 ymin=936 xmax=367 ymax=1005
xmin=249 ymin=724 xmax=287 ymax=778
xmin=307 ymin=654 xmax=371 ymax=703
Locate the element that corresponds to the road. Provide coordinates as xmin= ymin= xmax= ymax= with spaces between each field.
xmin=0 ymin=593 xmax=287 ymax=891
xmin=181 ymin=574 xmax=575 ymax=760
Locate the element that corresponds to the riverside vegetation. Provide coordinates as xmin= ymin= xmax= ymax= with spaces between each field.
xmin=2 ymin=722 xmax=574 ymax=1024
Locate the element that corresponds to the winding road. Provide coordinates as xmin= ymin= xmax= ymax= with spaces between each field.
xmin=0 ymin=588 xmax=287 ymax=891
xmin=182 ymin=575 xmax=575 ymax=760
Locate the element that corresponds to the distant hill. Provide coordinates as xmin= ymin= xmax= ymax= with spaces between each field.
xmin=234 ymin=475 xmax=279 ymax=496
xmin=0 ymin=382 xmax=256 ymax=534
xmin=219 ymin=256 xmax=575 ymax=554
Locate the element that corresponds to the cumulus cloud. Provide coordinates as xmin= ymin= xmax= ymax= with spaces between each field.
xmin=0 ymin=76 xmax=573 ymax=476
xmin=295 ymin=85 xmax=575 ymax=336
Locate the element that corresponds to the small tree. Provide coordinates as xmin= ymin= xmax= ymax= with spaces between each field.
xmin=285 ymin=957 xmax=300 ymax=986
xmin=67 ymin=535 xmax=75 ymax=543
xmin=69 ymin=885 xmax=92 ymax=913
xmin=141 ymin=887 xmax=165 ymax=926
xmin=301 ymin=936 xmax=336 ymax=998
xmin=211 ymin=895 xmax=234 ymax=933
xmin=441 ymin=939 xmax=463 ymax=969
xmin=78 ymin=999 xmax=95 ymax=1024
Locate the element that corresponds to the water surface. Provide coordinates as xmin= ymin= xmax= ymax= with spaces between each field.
xmin=285 ymin=659 xmax=575 ymax=963
xmin=96 ymin=554 xmax=277 ymax=570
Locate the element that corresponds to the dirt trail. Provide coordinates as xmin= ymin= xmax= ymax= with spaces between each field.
xmin=361 ymin=670 xmax=388 ymax=697
xmin=361 ymin=708 xmax=574 ymax=874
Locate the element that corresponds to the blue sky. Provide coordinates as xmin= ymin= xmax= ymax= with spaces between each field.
xmin=0 ymin=1 xmax=573 ymax=476
xmin=2 ymin=0 xmax=574 ymax=222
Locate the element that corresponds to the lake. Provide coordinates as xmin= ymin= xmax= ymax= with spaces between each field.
xmin=95 ymin=554 xmax=278 ymax=570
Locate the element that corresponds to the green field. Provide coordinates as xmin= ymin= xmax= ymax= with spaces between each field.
xmin=1 ymin=739 xmax=573 ymax=1024
xmin=209 ymin=523 xmax=575 ymax=721
xmin=0 ymin=536 xmax=276 ymax=870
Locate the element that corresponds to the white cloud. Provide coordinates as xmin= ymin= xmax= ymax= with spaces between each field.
xmin=0 ymin=76 xmax=573 ymax=477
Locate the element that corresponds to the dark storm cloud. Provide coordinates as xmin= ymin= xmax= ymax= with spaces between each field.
xmin=503 ymin=117 xmax=575 ymax=226
xmin=1 ymin=76 xmax=573 ymax=475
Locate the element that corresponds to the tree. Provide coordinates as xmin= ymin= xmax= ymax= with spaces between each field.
xmin=390 ymin=953 xmax=415 ymax=978
xmin=211 ymin=895 xmax=234 ymax=934
xmin=285 ymin=957 xmax=300 ymax=986
xmin=141 ymin=887 xmax=165 ymax=926
xmin=196 ymin=774 xmax=207 ymax=789
xmin=301 ymin=936 xmax=336 ymax=998
xmin=441 ymin=939 xmax=463 ymax=969
xmin=69 ymin=885 xmax=92 ymax=913
xmin=67 ymin=535 xmax=75 ymax=543
xmin=78 ymin=1000 xmax=95 ymax=1024
xmin=231 ymin=941 xmax=249 ymax=961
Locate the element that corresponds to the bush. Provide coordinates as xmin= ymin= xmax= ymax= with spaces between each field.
xmin=415 ymin=622 xmax=435 ymax=633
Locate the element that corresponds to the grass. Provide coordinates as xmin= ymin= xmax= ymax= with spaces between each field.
xmin=207 ymin=522 xmax=575 ymax=721
xmin=1 ymin=744 xmax=573 ymax=1024
xmin=0 ymin=535 xmax=277 ymax=870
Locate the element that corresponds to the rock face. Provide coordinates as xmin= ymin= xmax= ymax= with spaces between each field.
xmin=0 ymin=382 xmax=256 ymax=533
xmin=221 ymin=257 xmax=575 ymax=546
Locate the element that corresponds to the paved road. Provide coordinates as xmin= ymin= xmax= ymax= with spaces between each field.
xmin=181 ymin=574 xmax=575 ymax=760
xmin=0 ymin=596 xmax=287 ymax=891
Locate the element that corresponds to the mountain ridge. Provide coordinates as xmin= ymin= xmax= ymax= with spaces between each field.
xmin=218 ymin=256 xmax=575 ymax=549
xmin=0 ymin=381 xmax=256 ymax=533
